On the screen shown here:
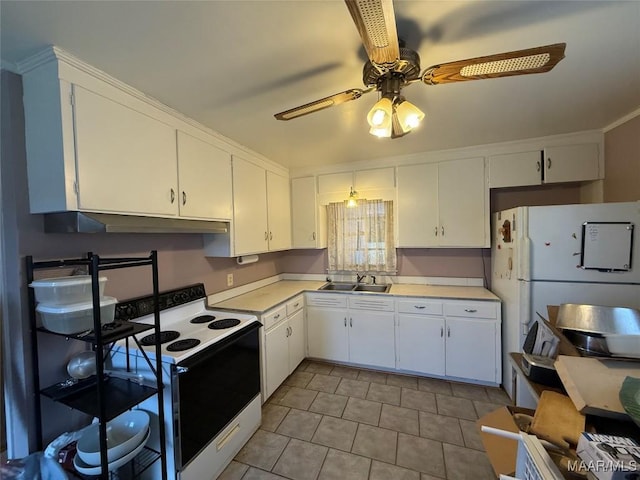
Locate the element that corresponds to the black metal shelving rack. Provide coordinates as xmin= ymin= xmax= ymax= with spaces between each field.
xmin=26 ymin=251 xmax=168 ymax=480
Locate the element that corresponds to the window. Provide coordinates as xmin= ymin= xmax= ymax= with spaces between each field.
xmin=327 ymin=199 xmax=396 ymax=273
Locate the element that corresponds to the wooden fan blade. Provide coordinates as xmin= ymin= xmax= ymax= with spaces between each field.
xmin=274 ymin=88 xmax=373 ymax=121
xmin=345 ymin=0 xmax=400 ymax=69
xmin=422 ymin=43 xmax=566 ymax=85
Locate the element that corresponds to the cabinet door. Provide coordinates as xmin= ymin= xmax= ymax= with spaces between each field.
xmin=397 ymin=314 xmax=445 ymax=376
xmin=288 ymin=309 xmax=305 ymax=372
xmin=488 ymin=151 xmax=542 ymax=188
xmin=348 ymin=311 xmax=395 ymax=369
xmin=233 ymin=156 xmax=268 ymax=255
xmin=397 ymin=163 xmax=439 ymax=247
xmin=266 ymin=171 xmax=292 ymax=251
xmin=292 ymin=177 xmax=322 ymax=248
xmin=306 ymin=307 xmax=348 ymax=363
xmin=73 ymin=86 xmax=177 ymax=215
xmin=438 ymin=157 xmax=486 ymax=247
xmin=265 ymin=320 xmax=290 ymax=400
xmin=543 ymin=143 xmax=599 ymax=183
xmin=176 ymin=131 xmax=232 ymax=220
xmin=445 ymin=318 xmax=497 ymax=383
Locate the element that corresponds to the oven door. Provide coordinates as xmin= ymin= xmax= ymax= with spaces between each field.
xmin=172 ymin=321 xmax=261 ymax=470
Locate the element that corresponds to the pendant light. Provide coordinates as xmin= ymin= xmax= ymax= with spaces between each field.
xmin=346 ymin=186 xmax=358 ymax=208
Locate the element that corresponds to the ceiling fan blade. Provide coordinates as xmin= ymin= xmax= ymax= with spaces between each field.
xmin=345 ymin=0 xmax=400 ymax=69
xmin=421 ymin=43 xmax=566 ymax=85
xmin=274 ymin=88 xmax=373 ymax=121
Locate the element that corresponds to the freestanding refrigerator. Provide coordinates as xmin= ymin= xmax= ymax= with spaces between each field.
xmin=491 ymin=201 xmax=640 ymax=405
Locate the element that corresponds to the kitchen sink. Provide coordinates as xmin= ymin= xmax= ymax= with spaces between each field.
xmin=319 ymin=282 xmax=357 ymax=291
xmin=319 ymin=282 xmax=390 ymax=293
xmin=353 ymin=284 xmax=391 ymax=293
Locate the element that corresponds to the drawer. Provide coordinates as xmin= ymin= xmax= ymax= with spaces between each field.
xmin=444 ymin=301 xmax=497 ymax=319
xmin=263 ymin=305 xmax=287 ymax=330
xmin=397 ymin=299 xmax=443 ymax=316
xmin=305 ymin=293 xmax=348 ymax=308
xmin=348 ymin=296 xmax=395 ymax=312
xmin=286 ymin=295 xmax=304 ymax=316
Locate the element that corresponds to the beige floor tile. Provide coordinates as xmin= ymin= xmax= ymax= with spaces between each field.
xmin=309 ymin=392 xmax=348 ymax=417
xmin=276 ymin=408 xmax=322 ymax=441
xmin=329 ymin=365 xmax=360 ymax=379
xmin=401 ymin=388 xmax=437 ymax=413
xmin=273 ymin=438 xmax=328 ymax=480
xmin=351 ymin=424 xmax=398 ymax=464
xmin=473 ymin=400 xmax=503 ymax=418
xmin=396 ymin=433 xmax=445 ymax=478
xmin=306 ymin=373 xmax=341 ymax=393
xmin=459 ymin=418 xmax=485 ymax=451
xmin=318 ymin=449 xmax=371 ymax=480
xmin=335 ymin=378 xmax=370 ymax=399
xmin=369 ymin=460 xmax=420 ymax=480
xmin=420 ymin=474 xmax=445 ymax=480
xmin=261 ymin=404 xmax=290 ymax=432
xmin=305 ymin=361 xmax=334 ymax=374
xmin=284 ymin=370 xmax=314 ymax=388
xmin=279 ymin=386 xmax=318 ymax=410
xmin=242 ymin=467 xmax=290 ymax=480
xmin=386 ymin=374 xmax=418 ymax=390
xmin=417 ymin=377 xmax=452 ymax=395
xmin=342 ymin=397 xmax=382 ymax=426
xmin=418 ymin=411 xmax=464 ymax=446
xmin=435 ymin=393 xmax=477 ymax=420
xmin=357 ymin=369 xmax=388 ymax=385
xmin=485 ymin=387 xmax=512 ymax=405
xmin=311 ymin=415 xmax=358 ymax=451
xmin=218 ymin=460 xmax=249 ymax=480
xmin=443 ymin=443 xmax=495 ymax=479
xmin=268 ymin=385 xmax=291 ymax=405
xmin=235 ymin=429 xmax=290 ymax=471
xmin=379 ymin=404 xmax=420 ymax=435
xmin=451 ymin=382 xmax=490 ymax=401
xmin=367 ymin=382 xmax=402 ymax=406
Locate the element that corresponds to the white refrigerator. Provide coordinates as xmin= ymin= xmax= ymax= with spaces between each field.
xmin=491 ymin=201 xmax=640 ymax=405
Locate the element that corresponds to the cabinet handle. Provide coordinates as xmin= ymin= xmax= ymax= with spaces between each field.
xmin=536 ymin=160 xmax=541 ymax=172
xmin=182 ymin=191 xmax=187 ymax=205
xmin=264 ymin=231 xmax=268 ymax=240
xmin=440 ymin=326 xmax=444 ymax=337
xmin=414 ymin=305 xmax=426 ymax=309
xmin=350 ymin=317 xmax=353 ymax=327
xmin=464 ymin=308 xmax=477 ymax=313
xmin=344 ymin=317 xmax=347 ymax=327
xmin=274 ymin=314 xmax=280 ymax=320
xmin=434 ymin=226 xmax=438 ymax=236
xmin=441 ymin=226 xmax=445 ymax=236
xmin=170 ymin=188 xmax=175 ymax=204
xmin=547 ymin=158 xmax=552 ymax=169
xmin=293 ymin=303 xmax=299 ymax=308
xmin=289 ymin=326 xmax=293 ymax=336
xmin=447 ymin=326 xmax=451 ymax=337
xmin=312 ymin=232 xmax=316 ymax=240
xmin=270 ymin=232 xmax=273 ymax=241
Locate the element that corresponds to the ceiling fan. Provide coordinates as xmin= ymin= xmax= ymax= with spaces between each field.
xmin=274 ymin=0 xmax=566 ymax=138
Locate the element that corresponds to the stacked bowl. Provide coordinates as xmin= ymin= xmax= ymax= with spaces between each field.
xmin=30 ymin=275 xmax=117 ymax=334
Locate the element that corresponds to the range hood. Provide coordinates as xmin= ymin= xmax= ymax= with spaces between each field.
xmin=43 ymin=212 xmax=229 ymax=234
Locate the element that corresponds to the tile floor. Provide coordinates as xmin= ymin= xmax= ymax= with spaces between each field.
xmin=220 ymin=361 xmax=512 ymax=480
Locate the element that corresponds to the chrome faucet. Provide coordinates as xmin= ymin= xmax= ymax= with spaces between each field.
xmin=356 ymin=273 xmax=367 ymax=284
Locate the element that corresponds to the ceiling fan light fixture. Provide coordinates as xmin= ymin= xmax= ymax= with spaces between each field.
xmin=395 ymin=98 xmax=425 ymax=132
xmin=367 ymin=96 xmax=393 ymax=127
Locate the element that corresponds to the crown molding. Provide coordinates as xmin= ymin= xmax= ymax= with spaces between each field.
xmin=603 ymin=107 xmax=640 ymax=133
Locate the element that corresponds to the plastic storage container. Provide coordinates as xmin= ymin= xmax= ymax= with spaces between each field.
xmin=36 ymin=296 xmax=117 ymax=334
xmin=30 ymin=275 xmax=107 ymax=305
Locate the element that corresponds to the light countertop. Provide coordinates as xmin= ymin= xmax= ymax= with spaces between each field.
xmin=210 ymin=280 xmax=499 ymax=314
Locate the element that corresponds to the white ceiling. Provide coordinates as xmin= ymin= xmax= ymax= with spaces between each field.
xmin=2 ymin=1 xmax=639 ymax=171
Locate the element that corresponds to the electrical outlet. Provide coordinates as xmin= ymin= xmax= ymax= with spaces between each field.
xmin=227 ymin=273 xmax=234 ymax=287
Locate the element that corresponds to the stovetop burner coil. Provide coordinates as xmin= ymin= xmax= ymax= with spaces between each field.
xmin=166 ymin=338 xmax=201 ymax=352
xmin=190 ymin=314 xmax=216 ymax=324
xmin=140 ymin=330 xmax=180 ymax=346
xmin=208 ymin=318 xmax=241 ymax=330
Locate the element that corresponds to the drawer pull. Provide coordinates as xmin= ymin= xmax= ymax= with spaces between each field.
xmin=216 ymin=423 xmax=240 ymax=451
xmin=274 ymin=314 xmax=280 ymax=319
xmin=464 ymin=308 xmax=477 ymax=313
xmin=414 ymin=305 xmax=426 ymax=309
xmin=293 ymin=302 xmax=300 ymax=308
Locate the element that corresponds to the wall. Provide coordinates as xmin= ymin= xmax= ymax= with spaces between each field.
xmin=603 ymin=114 xmax=640 ymax=202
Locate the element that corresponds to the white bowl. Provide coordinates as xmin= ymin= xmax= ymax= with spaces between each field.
xmin=604 ymin=333 xmax=640 ymax=358
xmin=74 ymin=426 xmax=150 ymax=474
xmin=76 ymin=410 xmax=150 ymax=465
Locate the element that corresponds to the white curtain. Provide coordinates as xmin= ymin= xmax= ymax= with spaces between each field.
xmin=327 ymin=199 xmax=396 ymax=273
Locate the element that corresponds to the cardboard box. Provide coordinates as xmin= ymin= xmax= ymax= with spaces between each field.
xmin=576 ymin=433 xmax=640 ymax=480
xmin=477 ymin=406 xmax=535 ymax=478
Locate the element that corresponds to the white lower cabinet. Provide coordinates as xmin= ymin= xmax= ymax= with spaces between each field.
xmin=348 ymin=309 xmax=395 ymax=369
xmin=444 ymin=316 xmax=497 ymax=382
xmin=262 ymin=296 xmax=305 ymax=401
xmin=397 ymin=314 xmax=445 ymax=376
xmin=307 ymin=295 xmax=349 ymax=363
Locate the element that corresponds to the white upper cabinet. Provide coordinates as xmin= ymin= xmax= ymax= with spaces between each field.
xmin=266 ymin=171 xmax=292 ymax=251
xmin=397 ymin=158 xmax=487 ymax=248
xmin=488 ymin=142 xmax=600 ymax=188
xmin=291 ymin=176 xmax=326 ymax=249
xmin=176 ymin=131 xmax=232 ymax=220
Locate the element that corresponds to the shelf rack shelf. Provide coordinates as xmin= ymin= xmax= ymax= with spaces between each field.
xmin=26 ymin=251 xmax=167 ymax=480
